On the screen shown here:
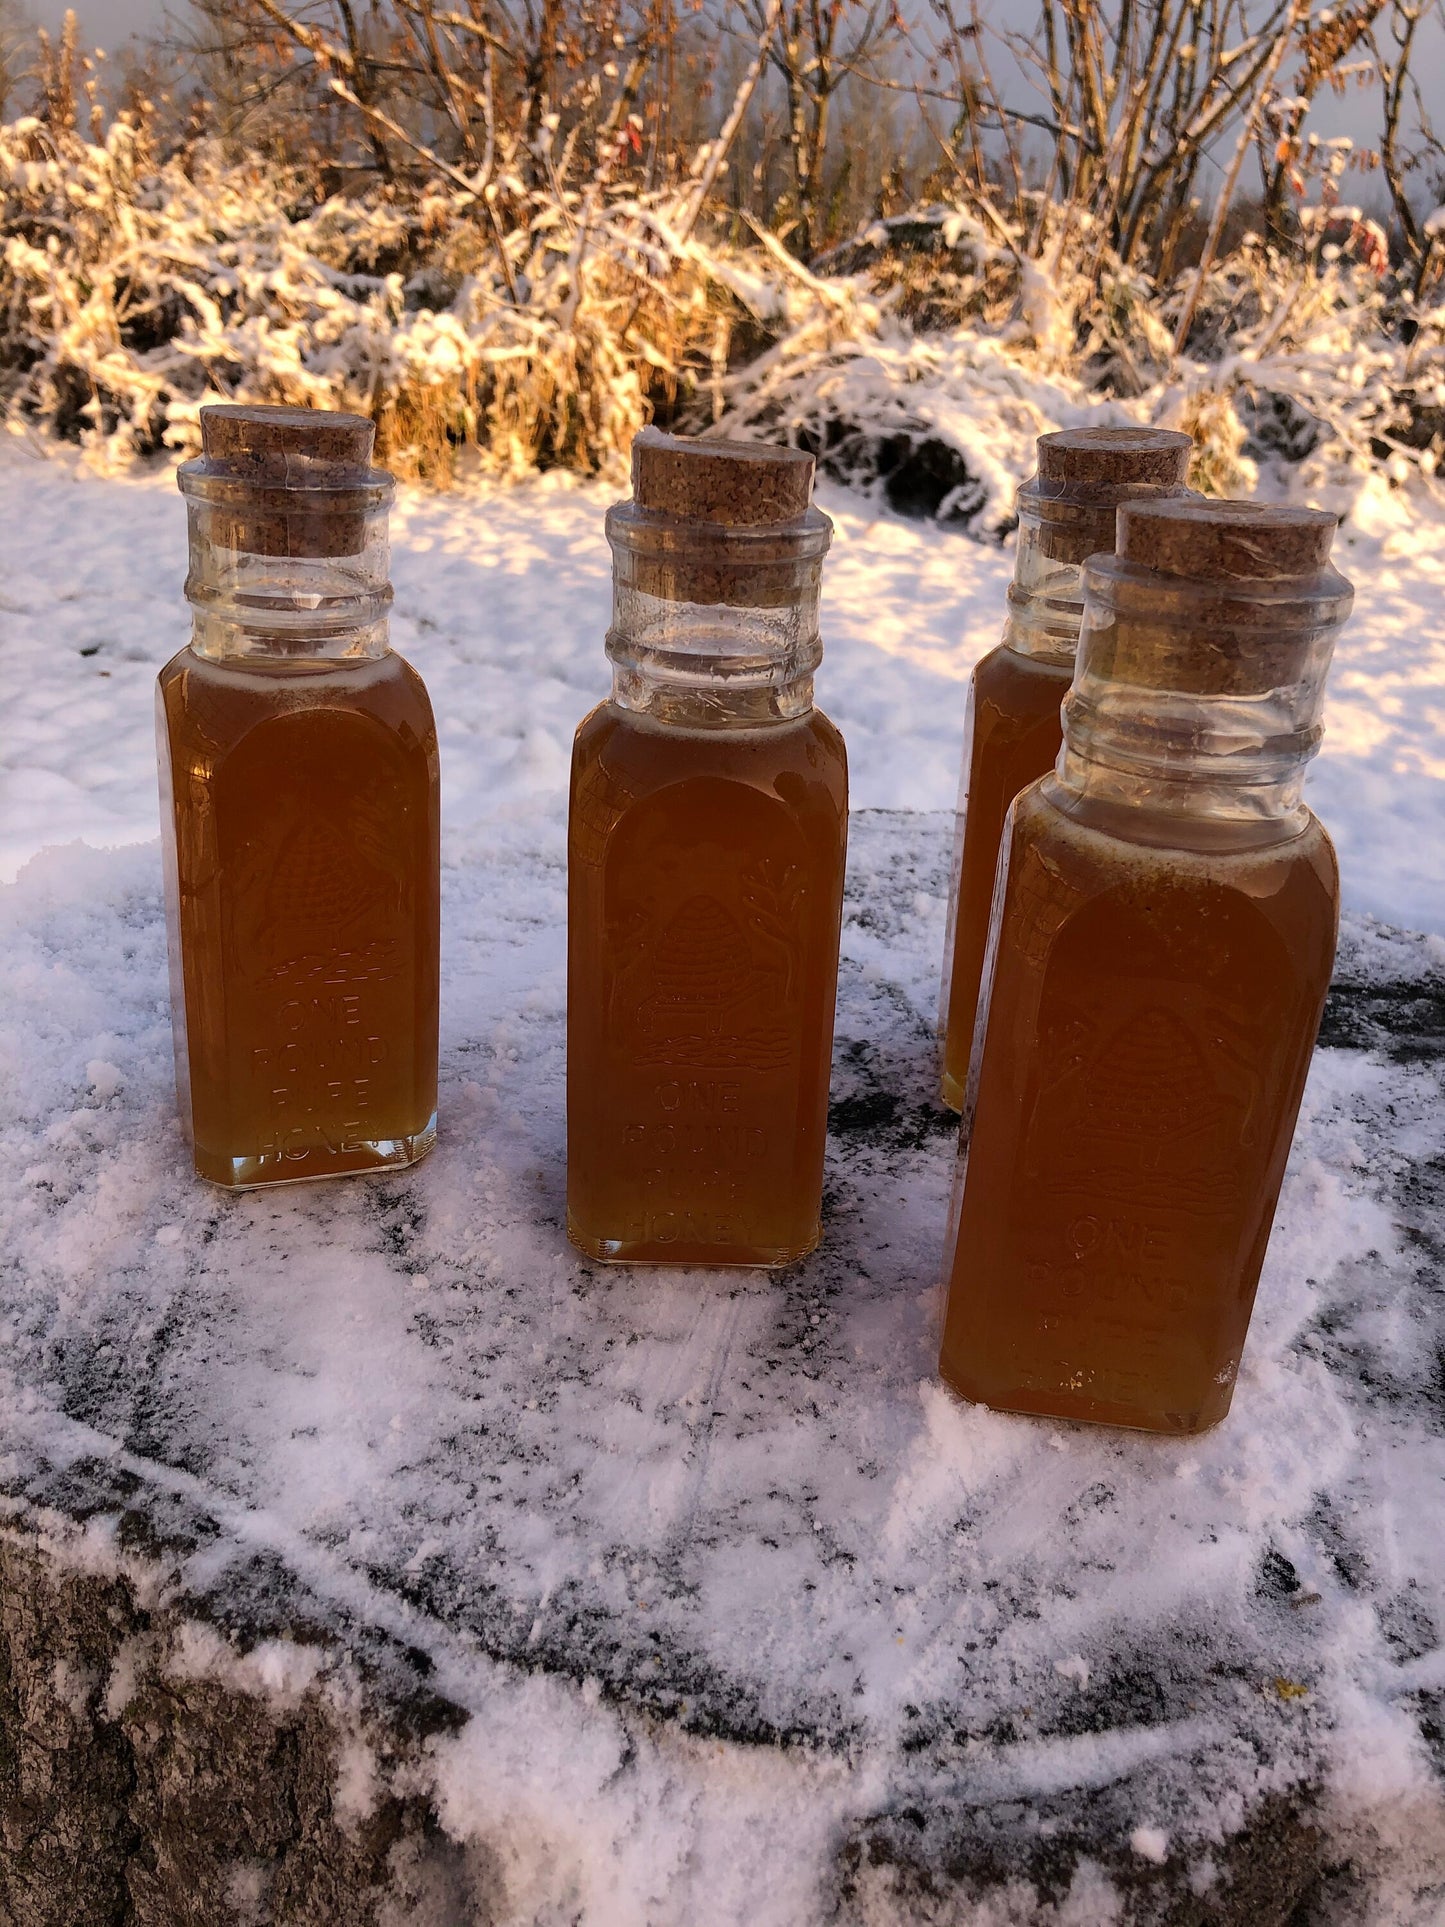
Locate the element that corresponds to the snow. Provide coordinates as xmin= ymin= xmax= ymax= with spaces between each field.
xmin=1 ymin=817 xmax=1444 ymax=1914
xmin=1 ymin=440 xmax=1445 ymax=1915
xmin=1129 ymin=1827 xmax=1170 ymax=1864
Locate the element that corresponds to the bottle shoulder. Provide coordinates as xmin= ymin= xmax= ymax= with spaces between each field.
xmin=987 ymin=786 xmax=1340 ymax=1025
xmin=161 ymin=643 xmax=425 ymax=695
xmin=158 ymin=646 xmax=437 ymax=749
xmin=576 ymin=700 xmax=843 ymax=772
xmin=806 ymin=703 xmax=848 ymax=774
xmin=571 ymin=702 xmax=847 ymax=825
xmin=386 ymin=650 xmax=438 ymax=732
xmin=1013 ymin=778 xmax=1339 ymax=907
xmin=157 ymin=645 xmax=190 ymax=694
xmin=976 ymin=638 xmax=1075 ymax=686
xmin=972 ymin=643 xmax=1074 ymax=730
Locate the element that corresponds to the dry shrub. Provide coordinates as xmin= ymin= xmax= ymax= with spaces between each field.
xmin=0 ymin=111 xmax=742 ymax=481
xmin=1163 ymin=386 xmax=1258 ymax=498
xmin=1 ymin=104 xmax=1440 ymax=525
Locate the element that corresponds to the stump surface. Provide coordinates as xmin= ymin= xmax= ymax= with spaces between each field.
xmin=1 ymin=812 xmax=1442 ymax=1925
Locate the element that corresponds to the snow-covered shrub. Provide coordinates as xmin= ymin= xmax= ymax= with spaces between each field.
xmin=1 ymin=108 xmax=1441 ymax=525
xmin=715 ymin=208 xmax=1445 ymax=526
xmin=0 ymin=114 xmax=746 ymax=479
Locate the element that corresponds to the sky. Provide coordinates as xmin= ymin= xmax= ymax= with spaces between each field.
xmin=31 ymin=0 xmax=162 ymax=44
xmin=22 ymin=0 xmax=1445 ymax=214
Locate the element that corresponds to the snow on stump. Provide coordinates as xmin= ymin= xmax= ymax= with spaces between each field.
xmin=0 ymin=812 xmax=1442 ymax=1925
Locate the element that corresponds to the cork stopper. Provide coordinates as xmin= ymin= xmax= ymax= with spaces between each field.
xmin=1024 ymin=427 xmax=1193 ymax=567
xmin=199 ymin=403 xmax=377 ymax=476
xmin=180 ymin=404 xmax=391 ymax=558
xmin=1082 ymin=497 xmax=1352 ymax=700
xmin=1036 ymin=426 xmax=1193 ymax=491
xmin=1118 ymin=498 xmax=1338 ymax=582
xmin=614 ymin=428 xmax=829 ymax=608
xmin=631 ymin=427 xmax=814 ymax=527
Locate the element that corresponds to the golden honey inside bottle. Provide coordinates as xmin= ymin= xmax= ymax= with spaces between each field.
xmin=939 ymin=427 xmax=1193 ymax=1110
xmin=940 ymin=499 xmax=1354 ymax=1434
xmin=157 ymin=404 xmax=440 ymax=1188
xmin=568 ymin=429 xmax=848 ymax=1265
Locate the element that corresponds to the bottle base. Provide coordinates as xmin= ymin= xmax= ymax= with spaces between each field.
xmin=937 ymin=1363 xmax=1233 ymax=1437
xmin=193 ymin=1113 xmax=438 ymax=1190
xmin=567 ymin=1212 xmax=819 ymax=1269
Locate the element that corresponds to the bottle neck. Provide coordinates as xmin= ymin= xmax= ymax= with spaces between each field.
xmin=1057 ymin=551 xmax=1352 ymax=828
xmin=1004 ymin=477 xmax=1192 ymax=666
xmin=1005 ymin=489 xmax=1102 ymax=664
xmin=1002 ymin=578 xmax=1084 ymax=666
xmin=181 ymin=469 xmax=394 ymax=662
xmin=605 ymin=500 xmax=829 ymax=728
xmin=190 ymin=603 xmax=391 ymax=665
xmin=1049 ymin=745 xmax=1310 ymax=838
xmin=607 ymin=598 xmax=818 ymax=724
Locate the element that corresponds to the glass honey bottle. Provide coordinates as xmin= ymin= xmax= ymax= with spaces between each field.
xmin=939 ymin=499 xmax=1353 ymax=1434
xmin=157 ymin=405 xmax=440 ymax=1188
xmin=568 ymin=429 xmax=848 ymax=1265
xmin=938 ymin=427 xmax=1193 ymax=1109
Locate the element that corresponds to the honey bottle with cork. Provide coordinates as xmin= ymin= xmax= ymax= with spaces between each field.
xmin=938 ymin=426 xmax=1193 ymax=1110
xmin=568 ymin=430 xmax=848 ymax=1265
xmin=157 ymin=405 xmax=440 ymax=1188
xmin=939 ymin=499 xmax=1353 ymax=1434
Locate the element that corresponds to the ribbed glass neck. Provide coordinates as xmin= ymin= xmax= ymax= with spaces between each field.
xmin=1004 ymin=475 xmax=1193 ymax=665
xmin=1058 ymin=550 xmax=1354 ymax=825
xmin=179 ymin=466 xmax=394 ymax=662
xmin=605 ymin=500 xmax=831 ymax=726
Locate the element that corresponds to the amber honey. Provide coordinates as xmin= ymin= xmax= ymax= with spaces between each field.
xmin=939 ymin=646 xmax=1070 ymax=1108
xmin=938 ymin=496 xmax=1354 ymax=1434
xmin=938 ymin=427 xmax=1193 ymax=1110
xmin=158 ymin=652 xmax=439 ymax=1186
xmin=568 ymin=703 xmax=847 ymax=1264
xmin=940 ymin=786 xmax=1338 ymax=1432
xmin=567 ymin=427 xmax=847 ymax=1265
xmin=160 ymin=403 xmax=440 ymax=1189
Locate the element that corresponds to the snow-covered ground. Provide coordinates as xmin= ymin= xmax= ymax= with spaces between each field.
xmin=2 ymin=815 xmax=1444 ymax=1921
xmin=2 ymin=441 xmax=1445 ymax=1919
xmin=2 ymin=440 xmax=1443 ymax=930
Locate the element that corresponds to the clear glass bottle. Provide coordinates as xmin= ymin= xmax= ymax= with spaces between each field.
xmin=568 ymin=430 xmax=848 ymax=1265
xmin=938 ymin=427 xmax=1193 ymax=1109
xmin=157 ymin=405 xmax=440 ymax=1188
xmin=939 ymin=499 xmax=1353 ymax=1434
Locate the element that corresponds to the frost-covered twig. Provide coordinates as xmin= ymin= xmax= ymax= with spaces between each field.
xmin=673 ymin=0 xmax=783 ymax=244
xmin=1172 ymin=0 xmax=1304 ymax=355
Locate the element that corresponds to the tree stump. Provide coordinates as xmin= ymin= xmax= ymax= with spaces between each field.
xmin=1 ymin=814 xmax=1442 ymax=1924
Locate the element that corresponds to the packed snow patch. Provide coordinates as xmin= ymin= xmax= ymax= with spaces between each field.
xmin=1130 ymin=1827 xmax=1169 ymax=1865
xmin=0 ymin=815 xmax=1442 ymax=1920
